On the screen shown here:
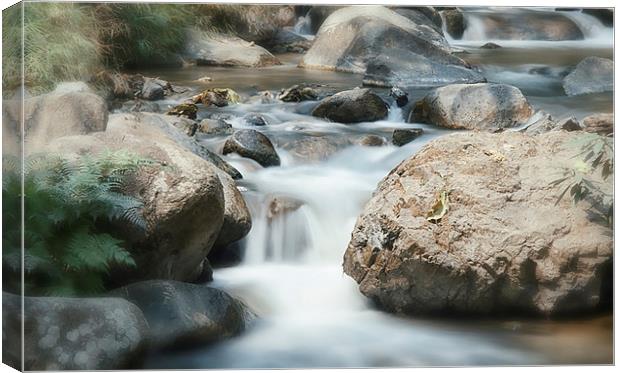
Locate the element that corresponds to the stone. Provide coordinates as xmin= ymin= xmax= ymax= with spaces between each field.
xmin=243 ymin=113 xmax=269 ymax=126
xmin=199 ymin=118 xmax=234 ymax=135
xmin=441 ymin=9 xmax=466 ymax=39
xmin=582 ymin=113 xmax=613 ymax=136
xmin=390 ymin=87 xmax=409 ymax=107
xmin=311 ymin=88 xmax=388 ymax=123
xmin=480 ymin=42 xmax=502 ymax=49
xmin=392 ymin=128 xmax=423 ymax=146
xmin=223 ymin=129 xmax=281 ymax=167
xmin=563 ymin=57 xmax=613 ymax=96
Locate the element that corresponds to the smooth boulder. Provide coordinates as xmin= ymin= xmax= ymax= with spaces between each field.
xmin=215 ymin=172 xmax=253 ymax=247
xmin=3 ymin=292 xmax=148 ymax=370
xmin=563 ymin=57 xmax=613 ymax=96
xmin=223 ymin=129 xmax=281 ymax=167
xmin=410 ymin=83 xmax=533 ymax=131
xmin=344 ymin=131 xmax=612 ymax=316
xmin=311 ymin=88 xmax=388 ymax=123
xmin=109 ymin=281 xmax=256 ymax=350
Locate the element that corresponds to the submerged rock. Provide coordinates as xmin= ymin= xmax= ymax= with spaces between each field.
xmin=480 ymin=42 xmax=502 ymax=49
xmin=344 ymin=131 xmax=612 ymax=317
xmin=311 ymin=88 xmax=388 ymax=123
xmin=243 ymin=113 xmax=269 ymax=126
xmin=410 ymin=83 xmax=533 ymax=131
xmin=199 ymin=118 xmax=234 ymax=135
xmin=563 ymin=57 xmax=613 ymax=96
xmin=357 ymin=134 xmax=388 ymax=147
xmin=3 ymin=292 xmax=148 ymax=370
xmin=109 ymin=281 xmax=256 ymax=350
xmin=223 ymin=129 xmax=281 ymax=167
xmin=392 ymin=128 xmax=423 ymax=146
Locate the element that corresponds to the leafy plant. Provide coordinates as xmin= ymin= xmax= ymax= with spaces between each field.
xmin=551 ymin=133 xmax=613 ymax=226
xmin=2 ymin=151 xmax=156 ymax=296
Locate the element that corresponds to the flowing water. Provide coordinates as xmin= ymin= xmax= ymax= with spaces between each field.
xmin=143 ymin=7 xmax=613 ymax=368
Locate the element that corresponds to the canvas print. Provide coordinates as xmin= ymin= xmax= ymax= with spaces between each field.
xmin=1 ymin=1 xmax=614 ymax=370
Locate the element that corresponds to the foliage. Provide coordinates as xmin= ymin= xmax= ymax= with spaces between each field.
xmin=551 ymin=133 xmax=613 ymax=226
xmin=2 ymin=151 xmax=156 ymax=296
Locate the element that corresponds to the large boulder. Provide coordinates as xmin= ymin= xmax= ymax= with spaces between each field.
xmin=2 ymin=292 xmax=148 ymax=370
xmin=184 ymin=29 xmax=281 ymax=68
xmin=410 ymin=83 xmax=533 ymax=131
xmin=472 ymin=11 xmax=584 ymax=40
xmin=109 ymin=281 xmax=256 ymax=350
xmin=300 ymin=6 xmax=481 ymax=87
xmin=311 ymin=88 xmax=388 ymax=123
xmin=44 ymin=113 xmax=227 ymax=283
xmin=563 ymin=57 xmax=613 ymax=96
xmin=223 ymin=129 xmax=281 ymax=167
xmin=343 ymin=131 xmax=612 ymax=316
xmin=3 ymin=89 xmax=108 ymax=150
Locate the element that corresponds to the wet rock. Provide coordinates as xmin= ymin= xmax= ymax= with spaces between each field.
xmin=582 ymin=8 xmax=613 ymax=27
xmin=480 ymin=42 xmax=502 ymax=49
xmin=441 ymin=9 xmax=466 ymax=39
xmin=394 ymin=7 xmax=443 ymax=32
xmin=109 ymin=280 xmax=256 ymax=350
xmin=476 ymin=11 xmax=584 ymax=41
xmin=344 ymin=131 xmax=612 ymax=316
xmin=243 ymin=113 xmax=269 ymax=126
xmin=307 ymin=6 xmax=343 ymax=34
xmin=357 ymin=135 xmax=388 ymax=147
xmin=267 ymin=195 xmax=304 ymax=221
xmin=410 ymin=83 xmax=533 ymax=131
xmin=184 ymin=29 xmax=281 ymax=68
xmin=582 ymin=113 xmax=613 ymax=136
xmin=278 ymin=84 xmax=319 ymax=102
xmin=2 ymin=89 xmax=108 ymax=151
xmin=192 ymin=88 xmax=241 ymax=107
xmin=140 ymin=78 xmax=166 ymax=100
xmin=266 ymin=29 xmax=313 ymax=53
xmin=557 ymin=116 xmax=582 ymax=132
xmin=223 ymin=129 xmax=281 ymax=167
xmin=563 ymin=57 xmax=613 ymax=96
xmin=45 ymin=113 xmax=227 ymax=283
xmin=199 ymin=118 xmax=234 ymax=135
xmin=3 ymin=292 xmax=148 ymax=370
xmin=279 ymin=135 xmax=347 ymax=162
xmin=392 ymin=128 xmax=423 ymax=146
xmin=311 ymin=88 xmax=388 ymax=123
xmin=166 ymin=103 xmax=198 ymax=120
xmin=390 ymin=87 xmax=409 ymax=107
xmin=215 ymin=173 xmax=252 ymax=247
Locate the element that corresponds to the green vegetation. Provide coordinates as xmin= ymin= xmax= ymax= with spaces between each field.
xmin=2 ymin=151 xmax=156 ymax=296
xmin=2 ymin=2 xmax=284 ymax=94
xmin=552 ymin=133 xmax=613 ymax=226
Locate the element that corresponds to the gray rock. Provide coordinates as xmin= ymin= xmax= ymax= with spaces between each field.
xmin=244 ymin=113 xmax=269 ymax=126
xmin=344 ymin=131 xmax=612 ymax=316
xmin=475 ymin=11 xmax=584 ymax=40
xmin=3 ymin=292 xmax=148 ymax=370
xmin=563 ymin=57 xmax=613 ymax=96
xmin=392 ymin=128 xmax=423 ymax=146
xmin=109 ymin=281 xmax=256 ymax=350
xmin=410 ymin=83 xmax=533 ymax=131
xmin=199 ymin=118 xmax=234 ymax=135
xmin=215 ymin=172 xmax=252 ymax=247
xmin=223 ymin=129 xmax=281 ymax=167
xmin=480 ymin=42 xmax=502 ymax=49
xmin=140 ymin=78 xmax=165 ymax=100
xmin=390 ymin=87 xmax=409 ymax=107
xmin=358 ymin=134 xmax=388 ymax=147
xmin=311 ymin=88 xmax=388 ymax=123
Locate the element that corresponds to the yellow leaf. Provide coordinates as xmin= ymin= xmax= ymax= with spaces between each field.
xmin=427 ymin=190 xmax=449 ymax=223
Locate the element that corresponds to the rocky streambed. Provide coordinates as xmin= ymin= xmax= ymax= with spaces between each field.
xmin=3 ymin=5 xmax=613 ymax=370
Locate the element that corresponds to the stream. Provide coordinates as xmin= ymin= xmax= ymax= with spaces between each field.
xmin=143 ymin=7 xmax=612 ymax=368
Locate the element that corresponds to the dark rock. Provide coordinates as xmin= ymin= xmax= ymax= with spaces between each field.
xmin=392 ymin=128 xmax=423 ymax=146
xmin=109 ymin=280 xmax=256 ymax=350
xmin=480 ymin=42 xmax=502 ymax=49
xmin=311 ymin=88 xmax=388 ymax=123
xmin=582 ymin=8 xmax=613 ymax=27
xmin=199 ymin=118 xmax=234 ymax=135
xmin=125 ymin=100 xmax=161 ymax=113
xmin=307 ymin=6 xmax=343 ymax=34
xmin=410 ymin=83 xmax=533 ymax=131
xmin=563 ymin=56 xmax=613 ymax=96
xmin=3 ymin=292 xmax=148 ymax=370
xmin=166 ymin=103 xmax=198 ymax=120
xmin=140 ymin=78 xmax=165 ymax=100
xmin=557 ymin=117 xmax=582 ymax=132
xmin=390 ymin=87 xmax=409 ymax=107
xmin=223 ymin=129 xmax=281 ymax=167
xmin=243 ymin=113 xmax=269 ymax=126
xmin=442 ymin=9 xmax=466 ymax=39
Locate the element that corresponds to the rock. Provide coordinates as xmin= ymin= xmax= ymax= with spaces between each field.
xmin=140 ymin=78 xmax=166 ymax=100
xmin=3 ymin=292 xmax=148 ymax=370
xmin=199 ymin=118 xmax=234 ymax=135
xmin=234 ymin=5 xmax=297 ymax=44
xmin=167 ymin=116 xmax=198 ymax=136
xmin=307 ymin=6 xmax=343 ymax=34
xmin=441 ymin=9 xmax=466 ymax=39
xmin=563 ymin=57 xmax=613 ymax=96
xmin=278 ymin=84 xmax=337 ymax=102
xmin=363 ymin=49 xmax=485 ymax=88
xmin=390 ymin=87 xmax=409 ymax=107
xmin=265 ymin=29 xmax=313 ymax=53
xmin=582 ymin=8 xmax=613 ymax=27
xmin=344 ymin=131 xmax=612 ymax=316
xmin=410 ymin=83 xmax=533 ymax=131
xmin=523 ymin=111 xmax=558 ymax=135
xmin=480 ymin=42 xmax=502 ymax=49
xmin=476 ymin=11 xmax=584 ymax=41
xmin=215 ymin=173 xmax=252 ymax=247
xmin=191 ymin=88 xmax=241 ymax=107
xmin=311 ymin=88 xmax=388 ymax=123
xmin=357 ymin=135 xmax=388 ymax=147
xmin=166 ymin=103 xmax=198 ymax=120
xmin=243 ymin=113 xmax=269 ymax=126
xmin=392 ymin=128 xmax=423 ymax=146
xmin=301 ymin=6 xmax=470 ymax=78
xmin=278 ymin=134 xmax=347 ymax=162
xmin=582 ymin=113 xmax=613 ymax=136
xmin=557 ymin=117 xmax=582 ymax=132
xmin=44 ymin=113 xmax=227 ymax=283
xmin=267 ymin=196 xmax=304 ymax=220
xmin=184 ymin=29 xmax=281 ymax=68
xmin=223 ymin=129 xmax=281 ymax=167
xmin=394 ymin=7 xmax=443 ymax=33
xmin=124 ymin=100 xmax=161 ymax=113
xmin=109 ymin=280 xmax=256 ymax=350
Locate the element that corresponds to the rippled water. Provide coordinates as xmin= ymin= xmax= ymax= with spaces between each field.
xmin=144 ymin=7 xmax=613 ymax=368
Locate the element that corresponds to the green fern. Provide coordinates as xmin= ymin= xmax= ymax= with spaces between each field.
xmin=2 ymin=151 xmax=156 ymax=296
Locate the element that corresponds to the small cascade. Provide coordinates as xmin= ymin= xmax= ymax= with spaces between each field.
xmin=293 ymin=14 xmax=313 ymax=36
